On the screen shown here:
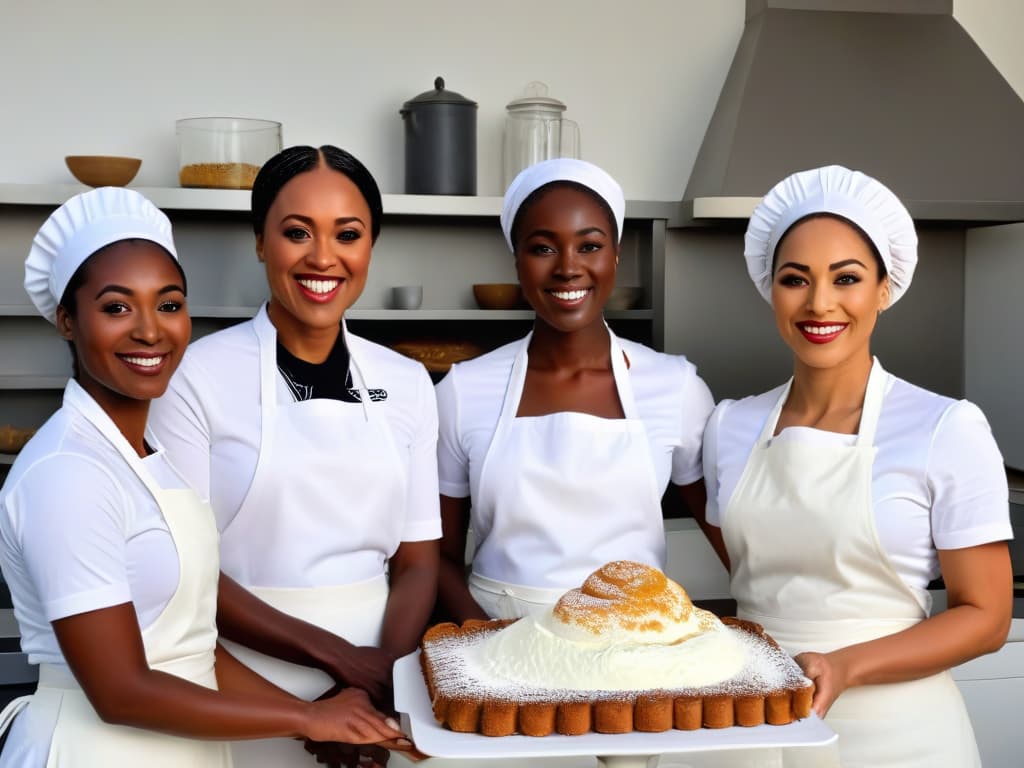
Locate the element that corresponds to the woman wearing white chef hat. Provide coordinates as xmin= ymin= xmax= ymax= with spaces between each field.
xmin=149 ymin=146 xmax=439 ymax=767
xmin=0 ymin=187 xmax=404 ymax=767
xmin=702 ymin=165 xmax=1013 ymax=766
xmin=435 ymin=158 xmax=721 ymax=622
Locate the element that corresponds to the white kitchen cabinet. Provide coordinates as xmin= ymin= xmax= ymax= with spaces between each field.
xmin=0 ymin=184 xmax=674 ymax=471
xmin=952 ymin=630 xmax=1024 ymax=768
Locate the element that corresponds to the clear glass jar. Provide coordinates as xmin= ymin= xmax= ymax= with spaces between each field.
xmin=176 ymin=117 xmax=282 ymax=189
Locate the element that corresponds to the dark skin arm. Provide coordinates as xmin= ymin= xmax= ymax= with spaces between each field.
xmin=216 ymin=572 xmax=394 ymax=704
xmin=675 ymin=479 xmax=730 ymax=571
xmin=379 ymin=539 xmax=440 ymax=660
xmin=52 ymin=602 xmax=405 ymax=744
xmin=438 ymin=494 xmax=489 ymax=623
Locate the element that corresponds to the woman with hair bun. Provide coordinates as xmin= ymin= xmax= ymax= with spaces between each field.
xmin=151 ymin=145 xmax=440 ymax=767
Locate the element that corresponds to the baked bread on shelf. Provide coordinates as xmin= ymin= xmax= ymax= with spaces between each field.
xmin=420 ymin=561 xmax=813 ymax=737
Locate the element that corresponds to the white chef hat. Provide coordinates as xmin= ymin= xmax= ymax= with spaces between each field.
xmin=500 ymin=158 xmax=625 ymax=251
xmin=744 ymin=165 xmax=918 ymax=305
xmin=25 ymin=187 xmax=178 ymax=324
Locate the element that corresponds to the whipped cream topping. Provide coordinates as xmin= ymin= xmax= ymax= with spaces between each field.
xmin=465 ymin=608 xmax=746 ymax=691
xmin=463 ymin=561 xmax=746 ymax=691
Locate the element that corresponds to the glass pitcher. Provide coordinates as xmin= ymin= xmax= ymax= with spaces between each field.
xmin=502 ymin=82 xmax=581 ymax=189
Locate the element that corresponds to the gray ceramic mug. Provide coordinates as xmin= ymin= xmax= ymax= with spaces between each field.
xmin=391 ymin=285 xmax=423 ymax=310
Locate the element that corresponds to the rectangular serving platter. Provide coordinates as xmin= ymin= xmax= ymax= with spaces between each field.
xmin=393 ymin=650 xmax=837 ymax=759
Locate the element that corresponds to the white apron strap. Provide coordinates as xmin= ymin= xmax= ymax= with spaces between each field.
xmin=607 ymin=328 xmax=640 ymax=419
xmin=0 ymin=696 xmax=31 ymax=740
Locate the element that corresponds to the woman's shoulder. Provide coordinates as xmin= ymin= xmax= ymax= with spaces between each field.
xmin=184 ymin=318 xmax=258 ymax=360
xmin=617 ymin=337 xmax=692 ymax=373
xmin=346 ymin=332 xmax=433 ymax=382
xmin=881 ymin=372 xmax=975 ymax=434
xmin=445 ymin=339 xmax=520 ymax=387
xmin=713 ymin=384 xmax=786 ymax=424
xmin=3 ymin=410 xmax=124 ymax=512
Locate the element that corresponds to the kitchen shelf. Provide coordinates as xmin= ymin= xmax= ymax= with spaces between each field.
xmin=162 ymin=307 xmax=656 ymax=321
xmin=0 ymin=454 xmax=15 ymax=466
xmin=0 ymin=184 xmax=677 ymax=220
xmin=0 ymin=184 xmax=672 ymax=441
xmin=0 ymin=306 xmax=37 ymax=317
xmin=0 ymin=375 xmax=67 ymax=390
xmin=676 ymin=196 xmax=1024 ymax=226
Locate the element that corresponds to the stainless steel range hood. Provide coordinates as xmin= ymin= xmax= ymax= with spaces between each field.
xmin=683 ymin=0 xmax=1024 ymax=222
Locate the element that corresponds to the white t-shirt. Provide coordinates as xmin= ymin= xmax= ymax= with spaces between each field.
xmin=437 ymin=335 xmax=714 ymax=503
xmin=704 ymin=369 xmax=1012 ymax=593
xmin=0 ymin=381 xmax=187 ymax=667
xmin=149 ymin=312 xmax=441 ymax=587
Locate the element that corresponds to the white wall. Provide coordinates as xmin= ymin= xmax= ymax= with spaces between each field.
xmin=0 ymin=0 xmax=743 ymax=199
xmin=3 ymin=1 xmax=1021 ymax=199
xmin=2 ymin=2 xmax=1019 ymax=199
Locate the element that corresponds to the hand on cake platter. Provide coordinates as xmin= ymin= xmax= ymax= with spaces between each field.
xmin=320 ymin=643 xmax=397 ymax=707
xmin=305 ymin=687 xmax=406 ymax=746
xmin=794 ymin=650 xmax=850 ymax=717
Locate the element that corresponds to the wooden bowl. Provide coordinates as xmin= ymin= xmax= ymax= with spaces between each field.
xmin=0 ymin=426 xmax=36 ymax=454
xmin=472 ymin=283 xmax=522 ymax=310
xmin=65 ymin=156 xmax=142 ymax=187
xmin=390 ymin=340 xmax=485 ymax=373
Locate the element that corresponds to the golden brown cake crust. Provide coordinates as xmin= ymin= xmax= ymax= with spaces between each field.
xmin=420 ymin=615 xmax=814 ymax=737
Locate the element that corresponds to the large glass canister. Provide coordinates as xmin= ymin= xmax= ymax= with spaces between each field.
xmin=176 ymin=117 xmax=282 ymax=189
xmin=502 ymin=82 xmax=580 ymax=189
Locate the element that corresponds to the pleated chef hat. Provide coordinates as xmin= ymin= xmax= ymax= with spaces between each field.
xmin=25 ymin=187 xmax=178 ymax=324
xmin=744 ymin=165 xmax=918 ymax=305
xmin=500 ymin=158 xmax=625 ymax=251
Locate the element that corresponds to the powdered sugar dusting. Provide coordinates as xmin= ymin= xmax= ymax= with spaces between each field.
xmin=423 ymin=619 xmax=810 ymax=704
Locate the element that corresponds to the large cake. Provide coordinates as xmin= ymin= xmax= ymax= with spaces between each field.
xmin=420 ymin=561 xmax=813 ymax=736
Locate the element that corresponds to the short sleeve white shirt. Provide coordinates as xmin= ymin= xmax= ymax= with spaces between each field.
xmin=0 ymin=381 xmax=186 ymax=667
xmin=703 ymin=369 xmax=1012 ymax=593
xmin=149 ymin=310 xmax=441 ymax=587
xmin=437 ymin=334 xmax=714 ymax=503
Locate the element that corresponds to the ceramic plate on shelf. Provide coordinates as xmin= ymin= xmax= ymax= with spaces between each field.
xmin=393 ymin=650 xmax=837 ymax=760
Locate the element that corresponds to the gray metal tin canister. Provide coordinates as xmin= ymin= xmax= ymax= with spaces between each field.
xmin=400 ymin=77 xmax=477 ymax=195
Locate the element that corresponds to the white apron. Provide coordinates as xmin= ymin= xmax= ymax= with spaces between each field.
xmin=220 ymin=313 xmax=403 ymax=768
xmin=470 ymin=329 xmax=665 ymax=619
xmin=721 ymin=360 xmax=980 ymax=768
xmin=0 ymin=402 xmax=228 ymax=767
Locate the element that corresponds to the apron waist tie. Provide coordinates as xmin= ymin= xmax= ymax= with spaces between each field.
xmin=469 ymin=572 xmax=567 ymax=604
xmin=468 ymin=572 xmax=569 ymax=620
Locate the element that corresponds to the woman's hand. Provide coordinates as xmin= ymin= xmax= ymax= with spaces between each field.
xmin=304 ymin=688 xmax=406 ymax=746
xmin=795 ymin=650 xmax=851 ymax=717
xmin=317 ymin=645 xmax=396 ymax=706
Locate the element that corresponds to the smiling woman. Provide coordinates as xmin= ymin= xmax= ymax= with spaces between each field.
xmin=148 ymin=145 xmax=439 ymax=767
xmin=434 ymin=158 xmax=722 ymax=627
xmin=0 ymin=188 xmax=402 ymax=767
xmin=55 ymin=240 xmax=191 ymax=435
xmin=702 ymin=165 xmax=1014 ymax=768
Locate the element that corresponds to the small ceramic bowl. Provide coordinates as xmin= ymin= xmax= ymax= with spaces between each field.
xmin=473 ymin=283 xmax=522 ymax=310
xmin=65 ymin=156 xmax=142 ymax=187
xmin=606 ymin=285 xmax=642 ymax=311
xmin=391 ymin=285 xmax=423 ymax=310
